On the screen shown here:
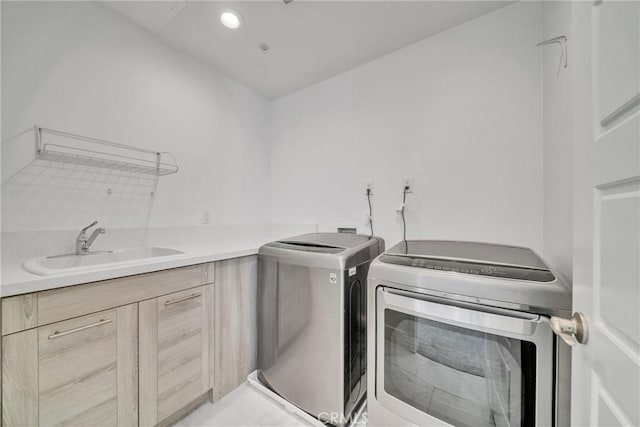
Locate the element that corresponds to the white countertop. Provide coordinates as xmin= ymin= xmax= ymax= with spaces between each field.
xmin=1 ymin=242 xmax=260 ymax=298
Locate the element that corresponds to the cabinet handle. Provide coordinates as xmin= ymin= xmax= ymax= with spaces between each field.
xmin=164 ymin=293 xmax=201 ymax=306
xmin=48 ymin=318 xmax=112 ymax=340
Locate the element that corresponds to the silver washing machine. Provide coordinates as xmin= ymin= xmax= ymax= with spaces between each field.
xmin=258 ymin=233 xmax=384 ymax=426
xmin=367 ymin=240 xmax=572 ymax=427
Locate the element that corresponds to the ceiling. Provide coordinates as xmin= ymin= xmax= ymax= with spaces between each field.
xmin=105 ymin=1 xmax=513 ymax=99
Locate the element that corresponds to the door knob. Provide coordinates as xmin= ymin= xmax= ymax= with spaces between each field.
xmin=550 ymin=312 xmax=589 ymax=346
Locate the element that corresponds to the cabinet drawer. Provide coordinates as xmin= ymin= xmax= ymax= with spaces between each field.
xmin=37 ymin=264 xmax=206 ymax=328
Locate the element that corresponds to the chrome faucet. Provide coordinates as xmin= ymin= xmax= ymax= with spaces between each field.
xmin=76 ymin=221 xmax=106 ymax=255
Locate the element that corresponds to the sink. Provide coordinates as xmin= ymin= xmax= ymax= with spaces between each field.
xmin=23 ymin=247 xmax=185 ymax=276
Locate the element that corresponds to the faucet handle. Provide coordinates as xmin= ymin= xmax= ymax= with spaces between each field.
xmin=83 ymin=220 xmax=98 ymax=230
xmin=80 ymin=221 xmax=98 ymax=233
xmin=77 ymin=221 xmax=99 ymax=240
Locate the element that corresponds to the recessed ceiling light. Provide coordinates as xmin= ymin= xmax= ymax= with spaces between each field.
xmin=220 ymin=11 xmax=242 ymax=29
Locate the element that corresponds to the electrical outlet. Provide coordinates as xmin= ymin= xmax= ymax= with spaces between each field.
xmin=403 ymin=177 xmax=413 ymax=192
xmin=200 ymin=209 xmax=212 ymax=224
xmin=365 ymin=181 xmax=374 ymax=195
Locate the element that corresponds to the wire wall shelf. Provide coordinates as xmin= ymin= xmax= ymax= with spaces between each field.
xmin=34 ymin=126 xmax=179 ymax=176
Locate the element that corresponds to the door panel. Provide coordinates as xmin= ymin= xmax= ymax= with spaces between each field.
xmin=2 ymin=305 xmax=138 ymax=427
xmin=377 ymin=288 xmax=553 ymax=427
xmin=571 ymin=1 xmax=640 ymax=426
xmin=38 ymin=309 xmax=118 ymax=427
xmin=594 ymin=117 xmax=640 ymax=184
xmin=139 ymin=285 xmax=212 ymax=425
xmin=597 ymin=181 xmax=640 ymax=348
xmin=157 ymin=288 xmax=204 ymax=422
xmin=595 ymin=0 xmax=640 ymax=122
xmin=382 ymin=309 xmax=534 ymax=427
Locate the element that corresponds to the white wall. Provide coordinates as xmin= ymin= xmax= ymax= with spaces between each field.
xmin=542 ymin=2 xmax=573 ymax=282
xmin=2 ymin=1 xmax=569 ymax=272
xmin=270 ymin=2 xmax=544 ymax=251
xmin=1 ymin=1 xmax=270 ymax=232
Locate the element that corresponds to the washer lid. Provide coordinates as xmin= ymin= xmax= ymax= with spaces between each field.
xmin=260 ymin=233 xmax=385 ymax=270
xmin=380 ymin=240 xmax=554 ymax=282
xmin=274 ymin=233 xmax=377 ymax=253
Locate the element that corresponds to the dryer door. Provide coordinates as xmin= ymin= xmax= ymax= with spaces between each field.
xmin=376 ymin=287 xmax=554 ymax=427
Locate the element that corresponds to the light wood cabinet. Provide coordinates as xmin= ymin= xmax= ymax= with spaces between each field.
xmin=1 ymin=294 xmax=37 ymax=335
xmin=37 ymin=265 xmax=205 ymax=327
xmin=2 ymin=304 xmax=138 ymax=426
xmin=212 ymin=256 xmax=258 ymax=400
xmin=139 ymin=285 xmax=214 ymax=426
xmin=1 ymin=264 xmax=206 ymax=337
xmin=0 ymin=262 xmax=224 ymax=426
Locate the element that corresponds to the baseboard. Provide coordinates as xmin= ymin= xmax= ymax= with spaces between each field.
xmin=156 ymin=392 xmax=210 ymax=427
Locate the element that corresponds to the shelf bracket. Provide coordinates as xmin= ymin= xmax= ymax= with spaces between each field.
xmin=537 ymin=35 xmax=568 ymax=74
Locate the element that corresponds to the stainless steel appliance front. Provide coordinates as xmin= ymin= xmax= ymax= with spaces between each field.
xmin=367 ymin=240 xmax=572 ymax=427
xmin=258 ymin=233 xmax=384 ymax=426
xmin=376 ymin=287 xmax=553 ymax=427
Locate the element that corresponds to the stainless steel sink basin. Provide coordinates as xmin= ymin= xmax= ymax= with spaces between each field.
xmin=23 ymin=247 xmax=185 ymax=276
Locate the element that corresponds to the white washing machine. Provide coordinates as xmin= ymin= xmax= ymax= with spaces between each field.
xmin=367 ymin=240 xmax=572 ymax=427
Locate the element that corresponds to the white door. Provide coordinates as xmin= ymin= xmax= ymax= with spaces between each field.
xmin=571 ymin=1 xmax=640 ymax=426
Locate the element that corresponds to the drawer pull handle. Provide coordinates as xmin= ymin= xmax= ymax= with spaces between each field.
xmin=48 ymin=318 xmax=112 ymax=340
xmin=165 ymin=293 xmax=201 ymax=306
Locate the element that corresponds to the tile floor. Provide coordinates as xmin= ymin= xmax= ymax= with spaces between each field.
xmin=173 ymin=382 xmax=368 ymax=427
xmin=173 ymin=383 xmax=311 ymax=427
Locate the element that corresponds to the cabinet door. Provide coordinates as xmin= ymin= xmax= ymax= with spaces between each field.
xmin=139 ymin=285 xmax=213 ymax=426
xmin=213 ymin=256 xmax=257 ymax=400
xmin=1 ymin=304 xmax=138 ymax=427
